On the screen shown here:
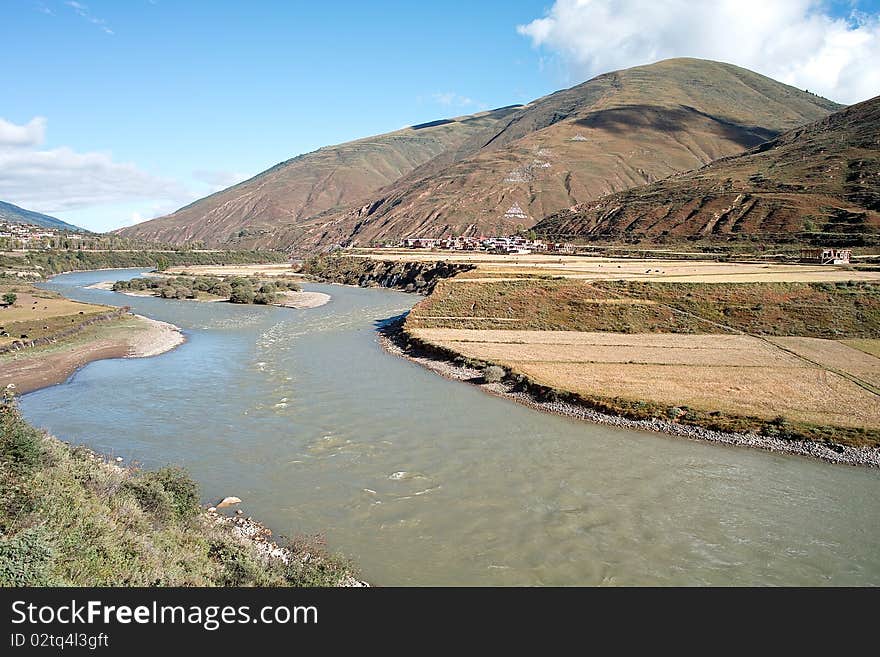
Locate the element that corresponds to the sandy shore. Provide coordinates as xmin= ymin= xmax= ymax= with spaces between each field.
xmin=128 ymin=315 xmax=186 ymax=357
xmin=85 ymin=281 xmax=115 ymax=290
xmin=1 ymin=314 xmax=185 ymax=395
xmin=275 ymin=290 xmax=331 ymax=309
xmin=378 ymin=322 xmax=880 ymax=468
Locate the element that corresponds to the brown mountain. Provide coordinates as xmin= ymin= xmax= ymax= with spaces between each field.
xmin=118 ymin=58 xmax=840 ymax=251
xmin=115 ymin=105 xmax=521 ymax=246
xmin=534 ymin=95 xmax=880 ymax=246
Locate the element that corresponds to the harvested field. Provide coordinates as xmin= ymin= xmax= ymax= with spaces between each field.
xmin=769 ymin=337 xmax=880 ymax=389
xmin=415 ymin=330 xmax=804 ymax=367
xmin=513 ymin=362 xmax=880 ymax=430
xmin=410 ymin=327 xmax=880 ymax=432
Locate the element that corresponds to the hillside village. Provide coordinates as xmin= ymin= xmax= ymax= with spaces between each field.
xmin=0 ymin=221 xmax=85 ymax=249
xmin=399 ymin=235 xmax=575 ymax=254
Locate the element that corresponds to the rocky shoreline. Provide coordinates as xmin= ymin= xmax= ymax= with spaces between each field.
xmin=203 ymin=509 xmax=368 ymax=587
xmin=378 ymin=321 xmax=880 ymax=468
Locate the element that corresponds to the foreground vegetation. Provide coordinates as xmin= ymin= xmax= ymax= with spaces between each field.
xmin=0 ymin=396 xmax=354 ymax=586
xmin=112 ymin=275 xmax=302 ymax=304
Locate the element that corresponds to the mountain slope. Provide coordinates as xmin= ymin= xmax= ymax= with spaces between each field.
xmin=277 ymin=58 xmax=840 ymax=250
xmin=116 ymin=58 xmax=840 ymax=252
xmin=533 ymin=95 xmax=880 ymax=246
xmin=116 ymin=106 xmax=521 ymax=245
xmin=0 ymin=201 xmax=85 ymax=232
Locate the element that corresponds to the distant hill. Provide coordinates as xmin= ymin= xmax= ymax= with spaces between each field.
xmin=534 ymin=95 xmax=880 ymax=246
xmin=117 ymin=58 xmax=841 ymax=252
xmin=0 ymin=201 xmax=85 ymax=232
xmin=115 ymin=105 xmax=522 ymax=246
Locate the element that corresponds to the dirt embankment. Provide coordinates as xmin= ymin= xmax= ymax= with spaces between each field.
xmin=301 ymin=256 xmax=474 ymax=293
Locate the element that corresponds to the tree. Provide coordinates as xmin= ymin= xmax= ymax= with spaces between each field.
xmin=155 ymin=255 xmax=170 ymax=271
xmin=2 ymin=292 xmax=16 ymax=306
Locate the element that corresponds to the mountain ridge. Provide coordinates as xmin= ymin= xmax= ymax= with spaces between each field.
xmin=116 ymin=58 xmax=842 ymax=251
xmin=0 ymin=201 xmax=85 ymax=232
xmin=533 ymin=94 xmax=880 ymax=246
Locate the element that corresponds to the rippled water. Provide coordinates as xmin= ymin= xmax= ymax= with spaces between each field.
xmin=19 ymin=269 xmax=880 ymax=585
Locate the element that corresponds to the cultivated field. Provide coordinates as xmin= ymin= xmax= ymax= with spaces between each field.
xmin=351 ymin=249 xmax=880 ymax=283
xmin=411 ymin=327 xmax=880 ymax=430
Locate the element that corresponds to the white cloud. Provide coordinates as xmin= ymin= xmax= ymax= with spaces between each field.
xmin=0 ymin=116 xmax=46 ymax=147
xmin=432 ymin=92 xmax=477 ymax=107
xmin=66 ymin=1 xmax=114 ymax=35
xmin=517 ymin=0 xmax=880 ymax=104
xmin=0 ymin=116 xmax=189 ymax=220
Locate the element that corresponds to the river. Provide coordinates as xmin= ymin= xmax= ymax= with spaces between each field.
xmin=19 ymin=268 xmax=880 ymax=585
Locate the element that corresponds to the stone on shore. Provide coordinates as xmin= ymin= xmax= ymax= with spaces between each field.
xmin=217 ymin=496 xmax=242 ymax=508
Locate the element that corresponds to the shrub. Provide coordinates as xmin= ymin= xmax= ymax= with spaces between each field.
xmin=253 ymin=292 xmax=275 ymax=305
xmin=0 ymin=527 xmax=53 ymax=586
xmin=229 ymin=287 xmax=255 ymax=304
xmin=120 ymin=466 xmax=199 ymax=522
xmin=482 ymin=365 xmax=506 ymax=383
xmin=151 ymin=466 xmax=199 ymax=519
xmin=2 ymin=292 xmax=16 ymax=306
xmin=121 ymin=475 xmax=174 ymax=521
xmin=0 ymin=403 xmax=45 ymax=474
xmin=209 ymin=282 xmax=232 ymax=298
xmin=208 ymin=541 xmax=268 ymax=586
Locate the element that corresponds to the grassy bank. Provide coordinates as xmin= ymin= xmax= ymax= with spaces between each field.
xmin=408 ymin=279 xmax=880 ymax=336
xmin=0 ymin=397 xmax=356 ymax=586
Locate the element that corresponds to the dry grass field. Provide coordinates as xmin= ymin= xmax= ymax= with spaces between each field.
xmin=769 ymin=337 xmax=880 ymax=389
xmin=411 ymin=328 xmax=880 ymax=430
xmin=0 ymin=286 xmax=113 ymax=347
xmin=842 ymin=339 xmax=880 ymax=359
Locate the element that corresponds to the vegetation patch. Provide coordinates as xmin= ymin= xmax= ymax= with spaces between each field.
xmin=112 ymin=275 xmax=301 ymax=305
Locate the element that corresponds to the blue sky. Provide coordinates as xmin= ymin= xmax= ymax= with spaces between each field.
xmin=1 ymin=0 xmax=879 ymax=232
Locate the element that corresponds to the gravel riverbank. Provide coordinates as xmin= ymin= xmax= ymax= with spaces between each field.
xmin=378 ymin=322 xmax=880 ymax=468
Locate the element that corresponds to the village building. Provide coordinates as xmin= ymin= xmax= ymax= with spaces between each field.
xmin=800 ymin=248 xmax=852 ymax=265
